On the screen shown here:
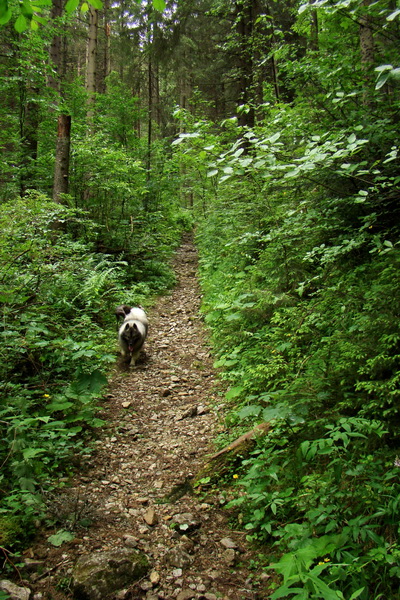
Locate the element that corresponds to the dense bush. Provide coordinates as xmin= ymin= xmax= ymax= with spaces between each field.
xmin=0 ymin=195 xmax=116 ymax=539
xmin=173 ymin=55 xmax=400 ymax=599
xmin=0 ymin=191 xmax=188 ymax=545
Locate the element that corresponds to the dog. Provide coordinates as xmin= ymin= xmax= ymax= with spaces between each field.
xmin=116 ymin=305 xmax=148 ymax=366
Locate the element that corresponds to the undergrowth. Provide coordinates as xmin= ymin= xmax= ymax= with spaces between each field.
xmin=0 ymin=191 xmax=188 ymax=549
xmin=173 ymin=72 xmax=400 ymax=598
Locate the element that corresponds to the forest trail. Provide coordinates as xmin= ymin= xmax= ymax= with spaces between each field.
xmin=29 ymin=235 xmax=269 ymax=600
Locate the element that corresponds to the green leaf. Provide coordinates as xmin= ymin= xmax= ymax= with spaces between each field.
xmin=47 ymin=401 xmax=74 ymax=412
xmin=348 ymin=588 xmax=365 ymax=600
xmin=48 ymin=530 xmax=75 ymax=547
xmin=22 ymin=447 xmax=47 ymax=459
xmin=14 ymin=13 xmax=27 ymax=31
xmin=374 ymin=64 xmax=393 ymax=73
xmin=238 ymin=404 xmax=262 ymax=419
xmin=21 ymin=0 xmax=33 ymax=16
xmin=88 ymin=0 xmax=103 ymax=9
xmin=32 ymin=14 xmax=47 ymax=24
xmin=298 ymin=3 xmax=309 ymax=14
xmin=222 ymin=166 xmax=234 ymax=175
xmin=271 ymin=585 xmax=308 ymax=600
xmin=375 ymin=72 xmax=390 ymax=90
xmin=0 ymin=7 xmax=11 ymax=23
xmin=387 ymin=9 xmax=400 ymax=21
xmin=0 ymin=0 xmax=8 ymax=20
xmin=80 ymin=2 xmax=89 ymax=12
xmin=269 ymin=132 xmax=281 ymax=143
xmin=65 ymin=0 xmax=79 ymax=12
xmin=226 ymin=386 xmax=244 ymax=400
xmin=152 ymin=0 xmax=165 ymax=10
xmin=239 ymin=157 xmax=253 ymax=168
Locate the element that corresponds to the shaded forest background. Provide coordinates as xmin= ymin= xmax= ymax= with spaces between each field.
xmin=1 ymin=0 xmax=400 ymax=598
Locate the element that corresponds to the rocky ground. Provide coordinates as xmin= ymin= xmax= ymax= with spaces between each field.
xmin=9 ymin=235 xmax=273 ymax=600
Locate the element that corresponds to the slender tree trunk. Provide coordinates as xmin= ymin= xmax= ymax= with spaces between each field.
xmin=49 ymin=0 xmax=64 ymax=90
xmin=104 ymin=0 xmax=111 ymax=90
xmin=20 ymin=92 xmax=39 ymax=195
xmin=310 ymin=9 xmax=318 ymax=51
xmin=50 ymin=0 xmax=71 ymax=203
xmin=53 ymin=114 xmax=71 ymax=202
xmin=147 ymin=54 xmax=152 ymax=182
xmin=359 ymin=0 xmax=375 ymax=106
xmin=271 ymin=54 xmax=280 ymax=101
xmin=97 ymin=0 xmax=111 ymax=94
xmin=86 ymin=6 xmax=98 ymax=125
xmin=235 ymin=0 xmax=255 ymax=128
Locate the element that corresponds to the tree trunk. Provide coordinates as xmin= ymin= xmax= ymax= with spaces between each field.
xmin=20 ymin=93 xmax=39 ymax=195
xmin=104 ymin=0 xmax=111 ymax=90
xmin=49 ymin=0 xmax=71 ymax=203
xmin=359 ymin=0 xmax=375 ymax=106
xmin=53 ymin=114 xmax=71 ymax=203
xmin=235 ymin=0 xmax=256 ymax=128
xmin=310 ymin=8 xmax=318 ymax=51
xmin=147 ymin=54 xmax=152 ymax=184
xmin=86 ymin=6 xmax=98 ymax=125
xmin=97 ymin=0 xmax=111 ymax=94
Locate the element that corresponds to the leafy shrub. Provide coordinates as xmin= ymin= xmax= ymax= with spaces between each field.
xmin=174 ymin=62 xmax=400 ymax=597
xmin=0 ymin=194 xmax=124 ymax=540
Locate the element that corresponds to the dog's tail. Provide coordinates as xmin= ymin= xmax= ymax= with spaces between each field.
xmin=115 ymin=304 xmax=132 ymax=322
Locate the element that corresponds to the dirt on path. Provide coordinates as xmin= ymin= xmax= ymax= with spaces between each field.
xmin=26 ymin=235 xmax=270 ymax=600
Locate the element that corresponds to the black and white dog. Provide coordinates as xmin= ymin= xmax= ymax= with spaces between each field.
xmin=115 ymin=305 xmax=148 ymax=366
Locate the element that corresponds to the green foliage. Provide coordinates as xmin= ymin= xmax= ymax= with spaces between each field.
xmin=0 ymin=195 xmax=118 ymax=539
xmin=0 ymin=0 xmax=165 ymax=31
xmin=47 ymin=529 xmax=75 ymax=547
xmin=172 ymin=2 xmax=400 ymax=595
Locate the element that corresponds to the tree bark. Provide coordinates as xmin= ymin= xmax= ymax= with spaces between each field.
xmin=53 ymin=114 xmax=71 ymax=203
xmin=49 ymin=0 xmax=71 ymax=203
xmin=359 ymin=0 xmax=375 ymax=106
xmin=20 ymin=93 xmax=39 ymax=195
xmin=86 ymin=6 xmax=98 ymax=125
xmin=235 ymin=0 xmax=256 ymax=128
xmin=310 ymin=8 xmax=318 ymax=51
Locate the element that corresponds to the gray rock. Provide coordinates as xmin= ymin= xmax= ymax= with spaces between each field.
xmin=72 ymin=548 xmax=149 ymax=600
xmin=140 ymin=580 xmax=153 ymax=591
xmin=144 ymin=507 xmax=158 ymax=526
xmin=176 ymin=590 xmax=196 ymax=600
xmin=172 ymin=568 xmax=183 ymax=578
xmin=222 ymin=548 xmax=236 ymax=566
xmin=0 ymin=580 xmax=31 ymax=600
xmin=165 ymin=545 xmax=193 ymax=569
xmin=123 ymin=534 xmax=138 ymax=548
xmin=149 ymin=570 xmax=160 ymax=585
xmin=172 ymin=512 xmax=200 ymax=533
xmin=220 ymin=537 xmax=237 ymax=549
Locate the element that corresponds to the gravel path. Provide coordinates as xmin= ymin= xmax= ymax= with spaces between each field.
xmin=27 ymin=235 xmax=270 ymax=600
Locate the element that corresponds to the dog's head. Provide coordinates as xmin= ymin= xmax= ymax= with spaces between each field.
xmin=121 ymin=322 xmax=142 ymax=352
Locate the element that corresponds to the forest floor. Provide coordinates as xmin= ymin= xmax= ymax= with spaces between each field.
xmin=24 ymin=234 xmax=272 ymax=600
